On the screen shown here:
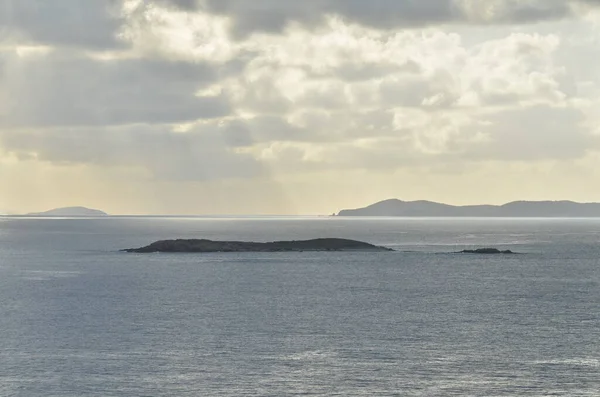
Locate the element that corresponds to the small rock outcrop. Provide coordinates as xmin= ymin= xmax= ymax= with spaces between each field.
xmin=124 ymin=238 xmax=394 ymax=253
xmin=458 ymin=248 xmax=516 ymax=255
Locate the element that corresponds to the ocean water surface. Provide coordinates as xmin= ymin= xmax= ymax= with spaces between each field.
xmin=0 ymin=217 xmax=599 ymax=396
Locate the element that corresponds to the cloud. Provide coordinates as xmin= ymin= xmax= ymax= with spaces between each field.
xmin=248 ymin=104 xmax=597 ymax=176
xmin=0 ymin=0 xmax=123 ymax=48
xmin=3 ymin=1 xmax=600 ymax=213
xmin=2 ymin=0 xmax=592 ymax=51
xmin=0 ymin=124 xmax=264 ymax=181
xmin=205 ymin=26 xmax=567 ymax=118
xmin=466 ymin=105 xmax=595 ymax=161
xmin=461 ymin=32 xmax=565 ymax=107
xmin=3 ymin=20 xmax=591 ymax=176
xmin=0 ymin=51 xmax=230 ymax=128
xmin=153 ymin=0 xmax=600 ymax=37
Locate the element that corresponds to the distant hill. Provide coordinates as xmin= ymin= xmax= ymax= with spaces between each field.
xmin=27 ymin=206 xmax=109 ymax=217
xmin=337 ymin=199 xmax=600 ymax=217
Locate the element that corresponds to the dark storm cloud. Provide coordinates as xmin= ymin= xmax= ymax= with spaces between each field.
xmin=0 ymin=52 xmax=230 ymax=128
xmin=0 ymin=0 xmax=123 ymax=48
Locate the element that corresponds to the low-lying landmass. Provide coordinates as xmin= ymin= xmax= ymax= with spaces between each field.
xmin=336 ymin=199 xmax=600 ymax=217
xmin=26 ymin=206 xmax=108 ymax=217
xmin=124 ymin=238 xmax=394 ymax=253
xmin=457 ymin=248 xmax=516 ymax=255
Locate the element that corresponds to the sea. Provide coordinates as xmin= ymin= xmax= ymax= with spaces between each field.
xmin=0 ymin=216 xmax=599 ymax=396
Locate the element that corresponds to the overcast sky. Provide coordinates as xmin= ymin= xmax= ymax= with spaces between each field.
xmin=1 ymin=0 xmax=600 ymax=214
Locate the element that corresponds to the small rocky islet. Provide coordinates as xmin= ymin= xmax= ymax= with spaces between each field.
xmin=457 ymin=248 xmax=516 ymax=255
xmin=124 ymin=238 xmax=394 ymax=253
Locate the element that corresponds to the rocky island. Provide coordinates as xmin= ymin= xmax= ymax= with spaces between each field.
xmin=457 ymin=248 xmax=516 ymax=254
xmin=124 ymin=238 xmax=393 ymax=253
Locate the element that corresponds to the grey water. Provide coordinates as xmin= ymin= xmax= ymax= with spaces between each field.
xmin=0 ymin=217 xmax=599 ymax=396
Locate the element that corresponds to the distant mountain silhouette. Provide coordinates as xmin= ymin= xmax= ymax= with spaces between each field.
xmin=27 ymin=206 xmax=108 ymax=217
xmin=337 ymin=199 xmax=600 ymax=217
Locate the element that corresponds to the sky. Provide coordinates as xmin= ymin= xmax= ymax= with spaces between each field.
xmin=1 ymin=0 xmax=600 ymax=215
